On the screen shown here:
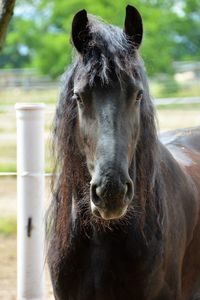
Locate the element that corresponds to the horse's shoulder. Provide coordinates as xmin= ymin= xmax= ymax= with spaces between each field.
xmin=160 ymin=127 xmax=200 ymax=167
xmin=160 ymin=127 xmax=200 ymax=151
xmin=160 ymin=127 xmax=200 ymax=148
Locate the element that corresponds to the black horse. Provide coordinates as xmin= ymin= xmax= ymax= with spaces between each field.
xmin=47 ymin=5 xmax=200 ymax=300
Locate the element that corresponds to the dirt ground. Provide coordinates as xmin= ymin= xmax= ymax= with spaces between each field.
xmin=0 ymin=235 xmax=54 ymax=300
xmin=157 ymin=108 xmax=200 ymax=131
xmin=0 ymin=235 xmax=16 ymax=300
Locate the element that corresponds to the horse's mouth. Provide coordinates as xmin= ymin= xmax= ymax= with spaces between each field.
xmin=91 ymin=202 xmax=128 ymax=220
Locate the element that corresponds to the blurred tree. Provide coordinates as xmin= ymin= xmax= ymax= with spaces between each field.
xmin=0 ymin=0 xmax=199 ymax=78
xmin=0 ymin=0 xmax=16 ymax=50
xmin=173 ymin=0 xmax=200 ymax=61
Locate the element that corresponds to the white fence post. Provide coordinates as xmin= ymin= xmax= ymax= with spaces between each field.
xmin=16 ymin=103 xmax=45 ymax=300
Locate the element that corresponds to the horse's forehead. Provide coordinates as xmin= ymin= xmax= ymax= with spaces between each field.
xmin=73 ymin=68 xmax=138 ymax=93
xmin=74 ymin=73 xmax=88 ymax=92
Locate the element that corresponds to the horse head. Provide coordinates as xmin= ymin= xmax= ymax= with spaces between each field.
xmin=71 ymin=6 xmax=144 ymax=220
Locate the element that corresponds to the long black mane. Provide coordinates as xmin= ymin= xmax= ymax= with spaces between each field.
xmin=47 ymin=15 xmax=163 ymax=273
xmin=47 ymin=9 xmax=200 ymax=300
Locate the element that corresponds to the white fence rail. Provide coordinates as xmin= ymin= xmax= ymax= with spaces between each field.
xmin=155 ymin=96 xmax=200 ymax=105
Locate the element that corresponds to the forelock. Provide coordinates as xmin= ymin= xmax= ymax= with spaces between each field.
xmin=74 ymin=15 xmax=141 ymax=86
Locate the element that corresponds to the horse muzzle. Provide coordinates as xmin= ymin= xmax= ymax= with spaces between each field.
xmin=90 ymin=174 xmax=134 ymax=220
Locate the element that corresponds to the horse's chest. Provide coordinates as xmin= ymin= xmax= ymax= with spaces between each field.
xmin=58 ymin=238 xmax=160 ymax=300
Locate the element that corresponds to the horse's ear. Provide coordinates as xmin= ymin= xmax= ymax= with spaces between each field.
xmin=71 ymin=9 xmax=89 ymax=53
xmin=124 ymin=5 xmax=143 ymax=48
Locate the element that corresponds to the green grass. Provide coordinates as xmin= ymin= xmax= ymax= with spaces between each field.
xmin=0 ymin=141 xmax=53 ymax=173
xmin=0 ymin=164 xmax=16 ymax=173
xmin=0 ymin=217 xmax=17 ymax=236
xmin=150 ymin=80 xmax=200 ymax=99
xmin=0 ymin=88 xmax=58 ymax=106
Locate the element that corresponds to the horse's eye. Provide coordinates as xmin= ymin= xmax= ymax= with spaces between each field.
xmin=73 ymin=93 xmax=83 ymax=104
xmin=136 ymin=90 xmax=143 ymax=102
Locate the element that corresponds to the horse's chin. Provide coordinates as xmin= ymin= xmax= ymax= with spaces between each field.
xmin=91 ymin=203 xmax=128 ymax=220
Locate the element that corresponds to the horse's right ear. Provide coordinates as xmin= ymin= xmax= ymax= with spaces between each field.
xmin=124 ymin=5 xmax=143 ymax=48
xmin=71 ymin=9 xmax=90 ymax=54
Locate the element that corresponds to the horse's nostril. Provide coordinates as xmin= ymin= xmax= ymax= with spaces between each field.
xmin=126 ymin=181 xmax=134 ymax=202
xmin=91 ymin=184 xmax=102 ymax=207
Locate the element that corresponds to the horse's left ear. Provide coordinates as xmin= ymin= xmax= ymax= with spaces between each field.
xmin=124 ymin=5 xmax=143 ymax=48
xmin=71 ymin=9 xmax=90 ymax=53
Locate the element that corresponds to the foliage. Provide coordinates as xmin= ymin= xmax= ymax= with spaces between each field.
xmin=0 ymin=0 xmax=199 ymax=78
xmin=173 ymin=0 xmax=200 ymax=61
